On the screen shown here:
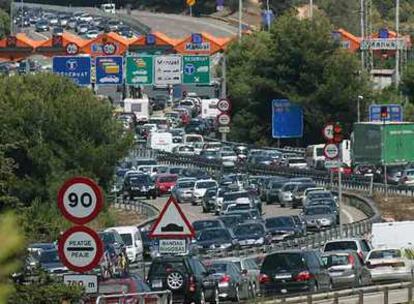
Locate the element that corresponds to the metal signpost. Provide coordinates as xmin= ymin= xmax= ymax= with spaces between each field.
xmin=149 ymin=197 xmax=195 ymax=255
xmin=52 ymin=56 xmax=92 ymax=86
xmin=182 ymin=55 xmax=210 ymax=84
xmin=217 ymin=98 xmax=232 ymax=141
xmin=95 ymin=56 xmax=123 ymax=86
xmin=125 ymin=55 xmax=153 ymax=85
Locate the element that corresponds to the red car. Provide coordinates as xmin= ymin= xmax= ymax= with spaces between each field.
xmin=154 ymin=174 xmax=178 ymax=196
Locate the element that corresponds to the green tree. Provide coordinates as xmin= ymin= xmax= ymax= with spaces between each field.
xmin=0 ymin=8 xmax=9 ymax=38
xmin=401 ymin=62 xmax=414 ymax=104
xmin=226 ymin=12 xmax=372 ymax=145
xmin=317 ymin=0 xmax=361 ymax=35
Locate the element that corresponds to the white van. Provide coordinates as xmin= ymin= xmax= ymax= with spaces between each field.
xmin=124 ymin=96 xmax=150 ymax=123
xmin=200 ymin=98 xmax=220 ymax=119
xmin=305 ymin=144 xmax=325 ymax=169
xmin=183 ymin=134 xmax=204 ymax=154
xmin=101 ymin=3 xmax=116 ymax=14
xmin=339 ymin=139 xmax=351 ymax=167
xmin=147 ymin=131 xmax=174 ymax=152
xmin=105 ymin=226 xmax=143 ymax=263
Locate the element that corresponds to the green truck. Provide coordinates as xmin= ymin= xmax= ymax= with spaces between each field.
xmin=352 ymin=122 xmax=414 ymax=165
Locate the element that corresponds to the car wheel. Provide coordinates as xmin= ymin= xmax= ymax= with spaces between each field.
xmin=233 ymin=285 xmax=240 ymax=302
xmin=152 ymin=193 xmax=157 ymax=199
xmin=166 ymin=271 xmax=184 ymax=290
xmin=312 ymin=282 xmax=319 ymax=293
xmin=328 ymin=279 xmax=333 ymax=291
xmin=199 ymin=290 xmax=206 ymax=304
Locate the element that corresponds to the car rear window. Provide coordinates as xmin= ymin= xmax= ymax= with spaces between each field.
xmin=324 ymin=241 xmax=358 ymax=251
xmin=369 ymin=249 xmax=401 ymax=259
xmin=262 ymin=253 xmax=306 ymax=272
xmin=150 ymin=261 xmax=187 ymax=276
xmin=322 ymin=255 xmax=349 ymax=267
xmin=209 ymin=263 xmax=228 ymax=273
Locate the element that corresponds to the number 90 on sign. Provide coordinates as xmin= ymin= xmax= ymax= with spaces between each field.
xmin=58 ymin=177 xmax=103 ymax=225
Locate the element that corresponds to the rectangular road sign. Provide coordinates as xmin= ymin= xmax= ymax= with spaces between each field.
xmin=154 ymin=55 xmax=182 ymax=85
xmin=325 ymin=160 xmax=340 ymax=168
xmin=126 ymin=55 xmax=153 ymax=85
xmin=272 ymin=99 xmax=303 ymax=138
xmin=159 ymin=239 xmax=187 ymax=254
xmin=95 ymin=56 xmax=123 ymax=85
xmin=53 ymin=56 xmax=91 ymax=86
xmin=64 ymin=274 xmax=98 ymax=294
xmin=369 ymin=104 xmax=403 ymax=122
xmin=183 ymin=55 xmax=210 ymax=84
xmin=218 ymin=126 xmax=230 ymax=133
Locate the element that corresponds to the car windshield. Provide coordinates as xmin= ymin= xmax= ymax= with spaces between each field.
xmin=218 ymin=216 xmax=240 ymax=227
xmin=99 ymin=232 xmax=116 ymax=244
xmin=309 ymin=193 xmax=332 ymax=200
xmin=321 ymin=255 xmax=350 ymax=267
xmin=185 ymin=136 xmax=202 ymax=143
xmin=282 ymin=184 xmax=297 ymax=191
xmin=39 ymin=250 xmax=60 ymax=264
xmin=198 ymin=229 xmax=230 ymax=241
xmin=227 ymin=204 xmax=250 ymax=212
xmin=209 ymin=263 xmax=228 ymax=273
xmin=202 ymin=151 xmax=218 ymax=157
xmin=120 ymin=233 xmax=133 ymax=246
xmin=289 ymin=158 xmax=306 ymax=164
xmin=196 ymin=181 xmax=216 ymax=189
xmin=129 ymin=175 xmax=149 ymax=184
xmin=262 ymin=253 xmax=306 ymax=272
xmin=369 ymin=249 xmax=401 ymax=259
xmin=223 ymin=192 xmax=248 ymax=201
xmin=178 ymin=181 xmax=195 ymax=188
xmin=305 ymin=207 xmax=331 ymax=215
xmin=324 ymin=241 xmax=358 ymax=251
xmin=193 ymin=221 xmax=219 ymax=231
xmin=234 ymin=225 xmax=264 ymax=237
xmin=265 ymin=217 xmax=294 ymax=228
xmin=150 ymin=261 xmax=187 ymax=276
xmin=159 ymin=176 xmax=177 ymax=183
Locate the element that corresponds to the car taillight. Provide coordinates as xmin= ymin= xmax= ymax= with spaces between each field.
xmin=293 ymin=271 xmax=314 ymax=282
xmin=348 ymin=254 xmax=355 ymax=269
xmin=259 ymin=273 xmax=270 ymax=284
xmin=220 ymin=274 xmax=231 ymax=283
xmin=188 ymin=275 xmax=196 ymax=292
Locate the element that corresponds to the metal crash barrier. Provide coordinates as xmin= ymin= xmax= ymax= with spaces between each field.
xmin=95 ymin=290 xmax=172 ymax=304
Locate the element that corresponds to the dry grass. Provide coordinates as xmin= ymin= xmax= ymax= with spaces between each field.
xmin=373 ymin=194 xmax=414 ymax=221
xmin=87 ymin=206 xmax=146 ymax=231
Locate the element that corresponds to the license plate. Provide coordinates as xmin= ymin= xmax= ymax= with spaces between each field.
xmin=152 ymin=280 xmax=162 ymax=288
xmin=275 ymin=274 xmax=292 ymax=279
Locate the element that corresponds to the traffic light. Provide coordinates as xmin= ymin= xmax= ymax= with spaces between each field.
xmin=333 ymin=122 xmax=343 ymax=144
xmin=380 ymin=106 xmax=388 ymax=120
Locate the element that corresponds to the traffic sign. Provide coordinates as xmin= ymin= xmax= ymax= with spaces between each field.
xmin=322 ymin=123 xmax=334 ymax=141
xmin=154 ymin=55 xmax=182 ymax=85
xmin=217 ymin=113 xmax=231 ymax=126
xmin=182 ymin=56 xmax=210 ymax=84
xmin=58 ymin=226 xmax=103 ymax=273
xmin=369 ymin=104 xmax=403 ymax=122
xmin=65 ymin=43 xmax=79 ymax=55
xmin=53 ymin=56 xmax=91 ymax=86
xmin=325 ymin=160 xmax=340 ymax=169
xmin=187 ymin=0 xmax=196 ymax=6
xmin=149 ymin=197 xmax=195 ymax=238
xmin=57 ymin=177 xmax=103 ymax=225
xmin=102 ymin=42 xmax=117 ymax=55
xmin=95 ymin=56 xmax=123 ymax=85
xmin=323 ymin=143 xmax=339 ymax=160
xmin=217 ymin=98 xmax=231 ymax=112
xmin=64 ymin=274 xmax=98 ymax=294
xmin=159 ymin=239 xmax=187 ymax=254
xmin=218 ymin=126 xmax=230 ymax=133
xmin=126 ymin=55 xmax=153 ymax=85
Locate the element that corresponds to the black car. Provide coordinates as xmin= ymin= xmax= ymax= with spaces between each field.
xmin=217 ymin=214 xmax=243 ymax=229
xmin=233 ymin=222 xmax=271 ymax=247
xmin=152 ymin=95 xmax=168 ymax=110
xmin=122 ymin=173 xmax=156 ymax=199
xmin=192 ymin=219 xmax=225 ymax=233
xmin=201 ymin=188 xmax=218 ymax=213
xmin=147 ymin=255 xmax=219 ymax=304
xmin=195 ymin=228 xmax=237 ymax=252
xmin=260 ymin=250 xmax=331 ymax=295
xmin=265 ymin=216 xmax=301 ymax=242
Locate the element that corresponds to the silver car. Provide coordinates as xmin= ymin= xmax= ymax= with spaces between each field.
xmin=302 ymin=206 xmax=336 ymax=230
xmin=171 ymin=178 xmax=196 ymax=204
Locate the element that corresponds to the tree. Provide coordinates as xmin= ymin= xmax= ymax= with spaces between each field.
xmin=226 ymin=12 xmax=372 ymax=145
xmin=0 ymin=9 xmax=9 ymax=38
xmin=317 ymin=0 xmax=361 ymax=35
xmin=0 ymin=73 xmax=133 ymax=240
xmin=401 ymin=62 xmax=414 ymax=104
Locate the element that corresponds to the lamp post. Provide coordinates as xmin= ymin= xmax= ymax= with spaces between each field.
xmin=238 ymin=0 xmax=242 ymax=41
xmin=357 ymin=95 xmax=363 ymax=122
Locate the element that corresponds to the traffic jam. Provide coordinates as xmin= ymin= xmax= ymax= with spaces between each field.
xmin=11 ymin=90 xmax=414 ymax=304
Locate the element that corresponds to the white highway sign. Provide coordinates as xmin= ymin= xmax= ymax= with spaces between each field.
xmin=154 ymin=55 xmax=182 ymax=85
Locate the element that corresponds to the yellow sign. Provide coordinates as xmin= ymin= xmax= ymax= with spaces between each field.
xmin=187 ymin=0 xmax=196 ymax=6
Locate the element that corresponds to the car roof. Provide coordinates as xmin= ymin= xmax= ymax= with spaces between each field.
xmin=106 ymin=226 xmax=138 ymax=233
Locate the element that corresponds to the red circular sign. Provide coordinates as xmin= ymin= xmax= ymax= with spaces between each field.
xmin=65 ymin=42 xmax=79 ymax=55
xmin=58 ymin=226 xmax=103 ymax=273
xmin=217 ymin=98 xmax=231 ymax=113
xmin=323 ymin=143 xmax=339 ymax=160
xmin=102 ymin=42 xmax=117 ymax=55
xmin=57 ymin=177 xmax=103 ymax=225
xmin=217 ymin=112 xmax=231 ymax=125
xmin=322 ymin=123 xmax=334 ymax=141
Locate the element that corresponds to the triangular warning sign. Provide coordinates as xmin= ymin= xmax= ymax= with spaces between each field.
xmin=149 ymin=196 xmax=195 ymax=238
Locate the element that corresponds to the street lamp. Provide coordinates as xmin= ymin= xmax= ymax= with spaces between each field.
xmin=238 ymin=0 xmax=242 ymax=41
xmin=357 ymin=95 xmax=363 ymax=122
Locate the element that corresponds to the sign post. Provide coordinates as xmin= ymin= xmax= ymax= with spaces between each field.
xmin=216 ymin=99 xmax=232 ymax=141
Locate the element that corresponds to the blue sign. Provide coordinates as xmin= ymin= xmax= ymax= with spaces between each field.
xmin=95 ymin=56 xmax=123 ymax=86
xmin=146 ymin=34 xmax=156 ymax=45
xmin=261 ymin=10 xmax=274 ymax=27
xmin=369 ymin=104 xmax=403 ymax=122
xmin=184 ymin=63 xmax=195 ymax=75
xmin=52 ymin=56 xmax=91 ymax=86
xmin=272 ymin=99 xmax=304 ymax=138
xmin=192 ymin=33 xmax=202 ymax=44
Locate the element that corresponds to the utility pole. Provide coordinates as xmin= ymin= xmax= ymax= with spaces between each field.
xmin=338 ymin=167 xmax=343 ymax=236
xmin=238 ymin=0 xmax=242 ymax=41
xmin=395 ymin=0 xmax=400 ymax=88
xmin=309 ymin=0 xmax=313 ymax=19
xmin=10 ymin=0 xmax=13 ymax=35
xmin=360 ymin=0 xmax=365 ymax=70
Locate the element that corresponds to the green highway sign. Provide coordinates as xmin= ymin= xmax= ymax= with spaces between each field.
xmin=126 ymin=56 xmax=153 ymax=85
xmin=182 ymin=55 xmax=210 ymax=84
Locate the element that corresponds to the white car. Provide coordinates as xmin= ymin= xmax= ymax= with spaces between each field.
xmin=366 ymin=248 xmax=413 ymax=282
xmin=278 ymin=182 xmax=300 ymax=207
xmin=85 ymin=30 xmax=99 ymax=39
xmin=191 ymin=179 xmax=218 ymax=205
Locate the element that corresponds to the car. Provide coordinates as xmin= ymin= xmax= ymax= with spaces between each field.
xmin=260 ymin=250 xmax=331 ymax=295
xmin=192 ymin=179 xmax=218 ymax=205
xmin=154 ymin=174 xmax=178 ymax=196
xmin=303 ymin=190 xmax=334 ymax=206
xmin=122 ymin=173 xmax=156 ymax=199
xmin=52 ymin=26 xmax=64 ymax=36
xmin=84 ymin=29 xmax=100 ymax=39
xmin=365 ymin=248 xmax=413 ymax=283
xmin=399 ymin=169 xmax=414 ymax=186
xmin=233 ymin=222 xmax=270 ymax=247
xmin=306 ymin=198 xmax=338 ymax=223
xmin=173 ymin=145 xmax=196 ymax=155
xmin=217 ymin=214 xmax=243 ymax=229
xmin=32 ymin=248 xmax=68 ymax=276
xmin=207 ymin=261 xmax=251 ymax=301
xmin=291 ymin=182 xmax=317 ymax=208
xmin=105 ymin=226 xmax=143 ymax=264
xmin=202 ymin=187 xmax=218 ymax=213
xmin=146 ymin=255 xmax=219 ymax=304
xmin=172 ymin=178 xmax=196 ymax=204
xmin=321 ymin=251 xmax=371 ymax=289
xmin=264 ymin=179 xmax=289 ymax=204
xmin=192 ymin=219 xmax=226 ymax=233
xmin=278 ymin=182 xmax=301 ymax=207
xmin=302 ymin=206 xmax=336 ymax=230
xmin=265 ymin=216 xmax=301 ymax=242
xmin=195 ymin=228 xmax=237 ymax=252
xmin=323 ymin=238 xmax=372 ymax=261
xmin=35 ymin=20 xmax=49 ymax=32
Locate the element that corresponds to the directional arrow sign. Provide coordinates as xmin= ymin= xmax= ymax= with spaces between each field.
xmin=58 ymin=226 xmax=103 ymax=273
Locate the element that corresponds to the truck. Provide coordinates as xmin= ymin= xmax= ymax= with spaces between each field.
xmin=123 ymin=96 xmax=150 ymax=123
xmin=352 ymin=122 xmax=414 ymax=165
xmin=200 ymin=98 xmax=220 ymax=119
xmin=147 ymin=132 xmax=174 ymax=152
xmin=371 ymin=221 xmax=414 ymax=249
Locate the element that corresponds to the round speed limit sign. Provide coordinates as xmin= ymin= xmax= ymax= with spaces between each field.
xmin=57 ymin=177 xmax=103 ymax=225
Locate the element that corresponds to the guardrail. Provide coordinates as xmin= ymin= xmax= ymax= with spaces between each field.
xmin=23 ymin=2 xmax=151 ymax=34
xmin=96 ymin=290 xmax=172 ymax=304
